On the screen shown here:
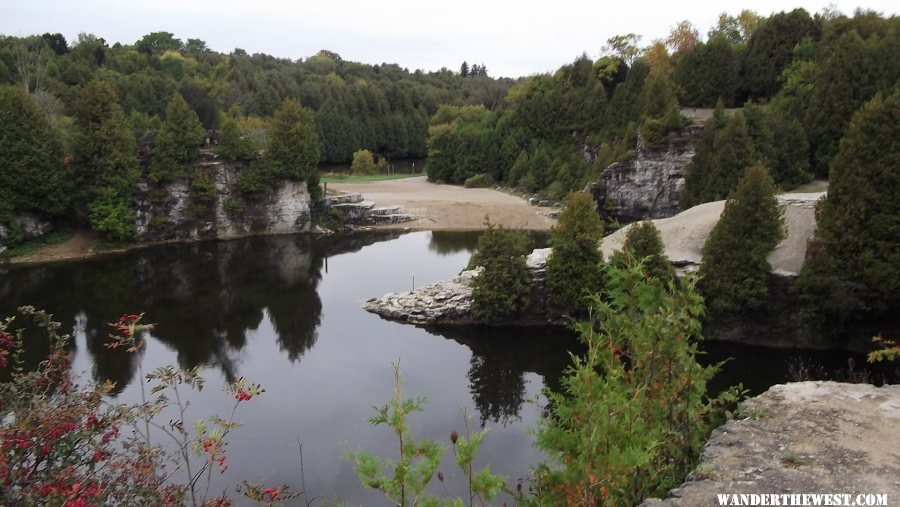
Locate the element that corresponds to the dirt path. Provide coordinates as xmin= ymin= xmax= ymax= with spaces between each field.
xmin=330 ymin=176 xmax=557 ymax=231
xmin=6 ymin=229 xmax=97 ymax=265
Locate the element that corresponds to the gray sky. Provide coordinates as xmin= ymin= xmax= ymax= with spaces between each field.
xmin=2 ymin=0 xmax=896 ymax=78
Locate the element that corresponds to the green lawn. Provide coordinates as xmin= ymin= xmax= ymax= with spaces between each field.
xmin=320 ymin=172 xmax=424 ymax=184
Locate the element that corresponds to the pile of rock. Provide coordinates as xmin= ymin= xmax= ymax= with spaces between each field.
xmin=364 ymin=248 xmax=555 ymax=325
xmin=324 ymin=192 xmax=417 ymax=226
xmin=364 ymin=268 xmax=480 ymax=325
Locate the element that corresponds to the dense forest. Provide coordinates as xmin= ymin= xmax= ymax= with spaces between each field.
xmin=426 ymin=8 xmax=898 ymax=203
xmin=0 ymin=7 xmax=897 ymax=242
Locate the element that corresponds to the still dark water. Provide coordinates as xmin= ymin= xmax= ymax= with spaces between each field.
xmin=0 ymin=231 xmax=889 ymax=505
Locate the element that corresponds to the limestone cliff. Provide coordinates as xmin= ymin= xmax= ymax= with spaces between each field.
xmin=643 ymin=382 xmax=900 ymax=506
xmin=0 ymin=212 xmax=54 ymax=254
xmin=134 ymin=153 xmax=311 ymax=242
xmin=591 ymin=126 xmax=701 ymax=224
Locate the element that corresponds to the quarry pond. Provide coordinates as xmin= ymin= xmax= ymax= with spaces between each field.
xmin=0 ymin=231 xmax=888 ymax=504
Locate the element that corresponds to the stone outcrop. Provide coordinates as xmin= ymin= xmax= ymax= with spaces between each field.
xmin=364 ymin=248 xmax=559 ymax=326
xmin=134 ymin=153 xmax=312 ymax=242
xmin=601 ymin=193 xmax=824 ymax=276
xmin=0 ymin=212 xmax=54 ymax=253
xmin=322 ymin=192 xmax=416 ymax=226
xmin=643 ymin=382 xmax=900 ymax=506
xmin=591 ymin=126 xmax=701 ymax=224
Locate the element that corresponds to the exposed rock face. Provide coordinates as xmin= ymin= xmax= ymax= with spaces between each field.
xmin=364 ymin=248 xmax=558 ymax=325
xmin=322 ymin=193 xmax=416 ymax=226
xmin=134 ymin=156 xmax=311 ymax=242
xmin=591 ymin=126 xmax=701 ymax=224
xmin=600 ymin=193 xmax=824 ymax=276
xmin=0 ymin=212 xmax=54 ymax=252
xmin=643 ymin=382 xmax=900 ymax=506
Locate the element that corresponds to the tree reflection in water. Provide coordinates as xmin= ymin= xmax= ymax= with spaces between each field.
xmin=0 ymin=233 xmax=402 ymax=394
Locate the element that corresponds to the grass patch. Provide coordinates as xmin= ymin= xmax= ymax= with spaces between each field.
xmin=320 ymin=172 xmax=424 ymax=184
xmin=1 ymin=229 xmax=74 ymax=259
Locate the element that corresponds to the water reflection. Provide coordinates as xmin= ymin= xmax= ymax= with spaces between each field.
xmin=428 ymin=230 xmax=550 ymax=257
xmin=426 ymin=326 xmax=579 ymax=426
xmin=0 ymin=232 xmax=403 ymax=393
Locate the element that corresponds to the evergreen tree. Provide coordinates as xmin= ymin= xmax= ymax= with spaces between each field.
xmin=460 ymin=61 xmax=469 ymax=78
xmin=804 ymin=31 xmax=881 ymax=176
xmin=547 ymin=192 xmax=604 ymax=314
xmin=149 ymin=93 xmax=205 ymax=183
xmin=469 ymin=222 xmax=533 ymax=322
xmin=71 ymin=80 xmax=139 ymax=241
xmin=610 ymin=219 xmax=674 ymax=282
xmin=682 ymin=107 xmax=758 ymax=208
xmin=796 ymin=92 xmax=900 ymax=325
xmin=743 ymin=102 xmax=811 ymax=189
xmin=674 ymin=36 xmax=742 ymax=107
xmin=698 ymin=164 xmax=784 ymax=316
xmin=0 ymin=85 xmax=70 ymax=218
xmin=742 ymin=8 xmax=818 ymax=101
xmin=216 ymin=112 xmax=257 ymax=161
xmin=264 ymin=98 xmax=321 ymax=189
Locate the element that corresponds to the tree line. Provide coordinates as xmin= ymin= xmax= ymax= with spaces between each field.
xmin=425 ymin=8 xmax=898 ymax=205
xmin=0 ymin=31 xmax=511 ymax=241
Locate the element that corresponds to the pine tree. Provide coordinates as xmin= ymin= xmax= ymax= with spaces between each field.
xmin=71 ymin=80 xmax=139 ymax=241
xmin=469 ymin=221 xmax=533 ymax=322
xmin=0 ymin=85 xmax=70 ymax=217
xmin=610 ymin=219 xmax=674 ymax=282
xmin=149 ymin=93 xmax=205 ymax=183
xmin=796 ymin=92 xmax=900 ymax=325
xmin=804 ymin=31 xmax=881 ymax=176
xmin=71 ymin=80 xmax=138 ymax=203
xmin=698 ymin=164 xmax=784 ymax=316
xmin=265 ymin=99 xmax=321 ymax=191
xmin=682 ymin=108 xmax=758 ymax=208
xmin=547 ymin=192 xmax=604 ymax=314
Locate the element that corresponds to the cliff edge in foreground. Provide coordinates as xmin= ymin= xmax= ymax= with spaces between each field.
xmin=644 ymin=381 xmax=900 ymax=506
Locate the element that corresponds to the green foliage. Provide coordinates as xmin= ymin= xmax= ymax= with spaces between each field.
xmin=351 ymin=149 xmax=384 ymax=175
xmin=532 ymin=261 xmax=742 ymax=505
xmin=742 ymin=8 xmax=818 ymax=101
xmin=0 ymin=85 xmax=71 ymax=216
xmin=88 ymin=195 xmax=137 ymax=242
xmin=611 ymin=219 xmax=675 ymax=282
xmin=149 ymin=93 xmax=205 ymax=183
xmin=468 ymin=222 xmax=533 ymax=322
xmin=674 ymin=36 xmax=742 ymax=107
xmin=698 ymin=164 xmax=784 ymax=316
xmin=71 ymin=80 xmax=139 ymax=205
xmin=796 ymin=92 xmax=900 ymax=325
xmin=463 ymin=173 xmax=495 ymax=188
xmin=265 ymin=99 xmax=321 ymax=195
xmin=216 ymin=112 xmax=258 ymax=161
xmin=237 ymin=165 xmax=270 ymax=199
xmin=803 ymin=30 xmax=896 ymax=175
xmin=547 ymin=193 xmax=604 ymax=314
xmin=682 ymin=105 xmax=758 ymax=208
xmin=189 ymin=170 xmax=218 ymax=215
xmin=346 ymin=364 xmax=512 ymax=506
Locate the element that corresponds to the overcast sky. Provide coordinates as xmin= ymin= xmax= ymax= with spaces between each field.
xmin=1 ymin=0 xmax=896 ymax=78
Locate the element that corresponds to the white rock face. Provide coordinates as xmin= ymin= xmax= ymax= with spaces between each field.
xmin=643 ymin=382 xmax=900 ymax=506
xmin=601 ymin=192 xmax=825 ymax=275
xmin=135 ymin=159 xmax=312 ymax=242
